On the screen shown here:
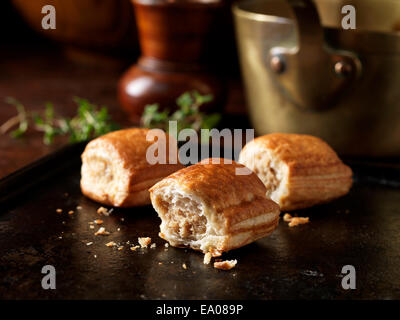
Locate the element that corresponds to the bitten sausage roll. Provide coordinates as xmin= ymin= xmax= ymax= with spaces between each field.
xmin=238 ymin=133 xmax=353 ymax=211
xmin=81 ymin=128 xmax=183 ymax=207
xmin=149 ymin=158 xmax=280 ymax=257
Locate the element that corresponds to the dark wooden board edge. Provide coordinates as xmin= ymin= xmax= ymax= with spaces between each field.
xmin=0 ymin=141 xmax=87 ymax=207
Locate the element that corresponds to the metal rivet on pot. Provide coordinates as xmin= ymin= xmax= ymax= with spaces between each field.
xmin=270 ymin=55 xmax=285 ymax=74
xmin=334 ymin=61 xmax=353 ymax=78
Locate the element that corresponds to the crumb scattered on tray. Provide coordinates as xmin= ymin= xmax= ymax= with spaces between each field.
xmin=89 ymin=225 xmax=95 ymax=229
xmin=283 ymin=213 xmax=292 ymax=222
xmin=138 ymin=237 xmax=151 ymax=248
xmin=95 ymin=227 xmax=110 ymax=236
xmin=150 ymin=243 xmax=156 ymax=249
xmin=130 ymin=245 xmax=140 ymax=251
xmin=105 ymin=241 xmax=116 ymax=247
xmin=56 ymin=209 xmax=62 ymax=213
xmin=288 ymin=217 xmax=309 ymax=227
xmin=86 ymin=242 xmax=93 ymax=246
xmin=164 ymin=243 xmax=169 ymax=248
xmin=118 ymin=246 xmax=124 ymax=251
xmin=94 ymin=219 xmax=103 ymax=225
xmin=283 ymin=213 xmax=310 ymax=227
xmin=214 ymin=259 xmax=237 ymax=270
xmin=68 ymin=210 xmax=74 ymax=215
xmin=97 ymin=206 xmax=113 ymax=216
xmin=76 ymin=206 xmax=82 ymax=210
xmin=203 ymin=252 xmax=212 ymax=265
xmin=182 ymin=263 xmax=187 ymax=270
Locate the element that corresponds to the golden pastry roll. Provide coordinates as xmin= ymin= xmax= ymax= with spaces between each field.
xmin=149 ymin=158 xmax=280 ymax=257
xmin=238 ymin=133 xmax=353 ymax=211
xmin=81 ymin=128 xmax=183 ymax=207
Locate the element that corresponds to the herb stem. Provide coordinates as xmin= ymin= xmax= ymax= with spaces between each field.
xmin=0 ymin=114 xmax=24 ymax=134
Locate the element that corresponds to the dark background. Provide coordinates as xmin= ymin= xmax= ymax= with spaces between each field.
xmin=0 ymin=1 xmax=246 ymax=178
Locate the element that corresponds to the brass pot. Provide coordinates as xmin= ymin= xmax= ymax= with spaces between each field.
xmin=233 ymin=0 xmax=400 ymax=157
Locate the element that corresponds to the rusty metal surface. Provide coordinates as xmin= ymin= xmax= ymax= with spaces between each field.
xmin=0 ymin=151 xmax=400 ymax=299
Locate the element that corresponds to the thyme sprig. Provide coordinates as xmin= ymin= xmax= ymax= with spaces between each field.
xmin=141 ymin=91 xmax=220 ymax=137
xmin=1 ymin=97 xmax=120 ymax=145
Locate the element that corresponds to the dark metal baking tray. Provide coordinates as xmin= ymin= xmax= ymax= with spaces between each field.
xmin=1 ymin=143 xmax=400 ymax=300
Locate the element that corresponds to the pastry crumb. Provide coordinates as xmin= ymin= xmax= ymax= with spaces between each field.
xmin=214 ymin=259 xmax=237 ymax=270
xmin=283 ymin=213 xmax=292 ymax=222
xmin=97 ymin=207 xmax=113 ymax=216
xmin=182 ymin=263 xmax=187 ymax=270
xmin=56 ymin=208 xmax=62 ymax=213
xmin=164 ymin=243 xmax=169 ymax=248
xmin=105 ymin=241 xmax=116 ymax=247
xmin=203 ymin=252 xmax=212 ymax=265
xmin=210 ymin=249 xmax=222 ymax=257
xmin=94 ymin=219 xmax=103 ymax=225
xmin=130 ymin=245 xmax=140 ymax=251
xmin=68 ymin=210 xmax=74 ymax=215
xmin=283 ymin=213 xmax=310 ymax=227
xmin=86 ymin=242 xmax=93 ymax=246
xmin=150 ymin=243 xmax=156 ymax=249
xmin=89 ymin=225 xmax=95 ymax=229
xmin=95 ymin=227 xmax=110 ymax=236
xmin=288 ymin=217 xmax=310 ymax=227
xmin=138 ymin=237 xmax=151 ymax=248
xmin=76 ymin=206 xmax=83 ymax=210
xmin=118 ymin=246 xmax=124 ymax=251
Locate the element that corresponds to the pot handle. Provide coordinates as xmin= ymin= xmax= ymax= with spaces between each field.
xmin=269 ymin=0 xmax=362 ymax=111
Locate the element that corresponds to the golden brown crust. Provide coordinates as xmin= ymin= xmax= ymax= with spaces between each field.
xmin=81 ymin=128 xmax=183 ymax=207
xmin=150 ymin=158 xmax=275 ymax=214
xmin=149 ymin=159 xmax=280 ymax=255
xmin=244 ymin=133 xmax=350 ymax=176
xmin=239 ymin=133 xmax=353 ymax=211
xmin=85 ymin=128 xmax=182 ymax=185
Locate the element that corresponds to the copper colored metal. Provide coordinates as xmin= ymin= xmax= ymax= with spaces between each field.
xmin=233 ymin=0 xmax=400 ymax=157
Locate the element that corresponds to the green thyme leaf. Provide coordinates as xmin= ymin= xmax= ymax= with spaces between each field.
xmin=141 ymin=91 xmax=220 ymax=135
xmin=1 ymin=97 xmax=120 ymax=144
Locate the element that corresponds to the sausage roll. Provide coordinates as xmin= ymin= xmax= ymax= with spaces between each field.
xmin=149 ymin=158 xmax=280 ymax=256
xmin=81 ymin=128 xmax=183 ymax=207
xmin=238 ymin=133 xmax=353 ymax=211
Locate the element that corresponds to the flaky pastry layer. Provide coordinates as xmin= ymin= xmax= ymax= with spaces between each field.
xmin=81 ymin=128 xmax=183 ymax=207
xmin=238 ymin=133 xmax=353 ymax=211
xmin=149 ymin=158 xmax=280 ymax=256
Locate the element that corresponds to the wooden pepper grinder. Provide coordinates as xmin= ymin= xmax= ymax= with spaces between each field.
xmin=118 ymin=0 xmax=226 ymax=123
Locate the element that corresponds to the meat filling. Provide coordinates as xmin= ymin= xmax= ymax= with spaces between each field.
xmin=156 ymin=194 xmax=207 ymax=242
xmin=253 ymin=159 xmax=280 ymax=198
